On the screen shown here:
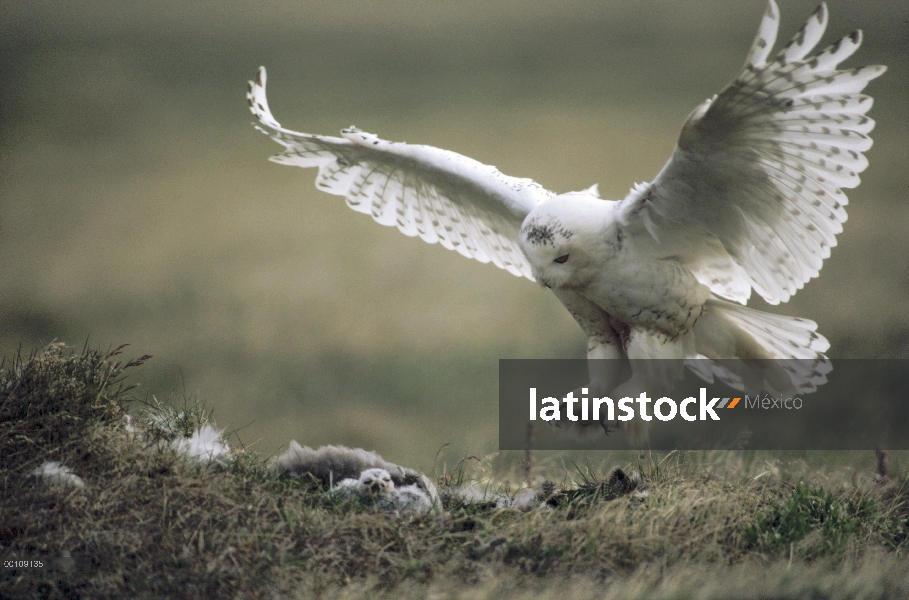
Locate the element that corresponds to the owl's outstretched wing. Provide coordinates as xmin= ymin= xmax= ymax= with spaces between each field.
xmin=616 ymin=0 xmax=885 ymax=305
xmin=248 ymin=67 xmax=552 ymax=279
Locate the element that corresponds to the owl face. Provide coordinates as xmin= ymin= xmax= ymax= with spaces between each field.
xmin=358 ymin=468 xmax=394 ymax=496
xmin=520 ymin=194 xmax=612 ymax=290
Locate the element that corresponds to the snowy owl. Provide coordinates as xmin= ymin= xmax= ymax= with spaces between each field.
xmin=330 ymin=468 xmax=394 ymax=498
xmin=358 ymin=468 xmax=395 ymax=496
xmin=376 ymin=484 xmax=433 ymax=516
xmin=248 ymin=3 xmax=884 ymax=415
xmin=271 ymin=442 xmax=440 ymax=502
xmin=331 ymin=468 xmax=434 ymax=515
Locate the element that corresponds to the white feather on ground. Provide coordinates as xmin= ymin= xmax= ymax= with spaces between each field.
xmin=124 ymin=409 xmax=233 ymax=468
xmin=28 ymin=461 xmax=85 ymax=488
xmin=170 ymin=425 xmax=232 ymax=467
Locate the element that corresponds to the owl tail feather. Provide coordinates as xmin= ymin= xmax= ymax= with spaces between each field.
xmin=692 ymin=298 xmax=831 ymax=393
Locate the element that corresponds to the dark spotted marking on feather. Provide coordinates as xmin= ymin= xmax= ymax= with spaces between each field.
xmin=809 ymin=4 xmax=825 ymax=25
xmin=521 ymin=217 xmax=574 ymax=247
xmin=522 ymin=223 xmax=555 ymax=246
xmin=606 ymin=225 xmax=624 ymax=252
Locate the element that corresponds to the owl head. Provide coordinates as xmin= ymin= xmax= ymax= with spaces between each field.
xmin=358 ymin=468 xmax=394 ymax=496
xmin=520 ymin=192 xmax=614 ymax=290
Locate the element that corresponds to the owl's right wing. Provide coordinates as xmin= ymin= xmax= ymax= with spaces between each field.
xmin=248 ymin=67 xmax=553 ymax=279
xmin=616 ymin=1 xmax=885 ymax=305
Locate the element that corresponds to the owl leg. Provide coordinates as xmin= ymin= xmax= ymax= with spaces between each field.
xmin=584 ymin=331 xmax=627 ymax=435
xmin=610 ymin=328 xmax=692 ymax=446
xmin=548 ymin=289 xmax=630 ymax=436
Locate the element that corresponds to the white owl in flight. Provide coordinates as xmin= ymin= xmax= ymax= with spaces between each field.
xmin=248 ymin=1 xmax=884 ymax=403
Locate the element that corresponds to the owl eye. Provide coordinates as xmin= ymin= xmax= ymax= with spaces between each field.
xmin=554 ymin=254 xmax=569 ymax=264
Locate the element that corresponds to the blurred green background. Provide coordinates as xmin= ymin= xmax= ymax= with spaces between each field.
xmin=2 ymin=0 xmax=907 ymax=471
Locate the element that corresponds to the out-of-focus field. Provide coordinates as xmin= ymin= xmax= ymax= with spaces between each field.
xmin=1 ymin=0 xmax=907 ymax=469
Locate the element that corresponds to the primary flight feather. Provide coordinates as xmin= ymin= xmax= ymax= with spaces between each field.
xmin=248 ymin=1 xmax=883 ymax=410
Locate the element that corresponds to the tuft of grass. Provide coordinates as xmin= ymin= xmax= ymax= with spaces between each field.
xmin=746 ymin=482 xmax=909 ymax=558
xmin=0 ymin=342 xmax=149 ymax=478
xmin=2 ymin=343 xmax=908 ymax=599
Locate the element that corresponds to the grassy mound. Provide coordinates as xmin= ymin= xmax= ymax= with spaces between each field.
xmin=2 ymin=344 xmax=908 ymax=599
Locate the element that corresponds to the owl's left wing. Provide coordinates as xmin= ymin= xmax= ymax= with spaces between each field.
xmin=248 ymin=67 xmax=553 ymax=279
xmin=616 ymin=1 xmax=885 ymax=305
